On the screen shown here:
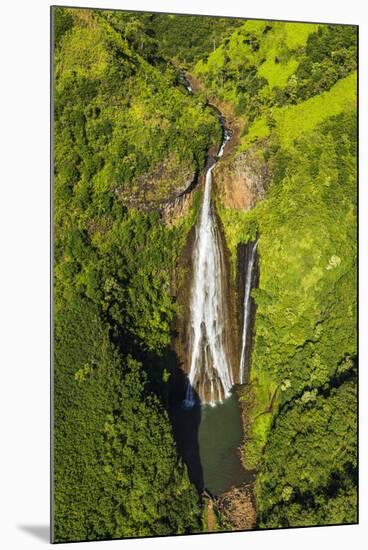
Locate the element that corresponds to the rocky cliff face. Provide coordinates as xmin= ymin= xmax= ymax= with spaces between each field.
xmin=119 ymin=155 xmax=197 ymax=212
xmin=162 ymin=142 xmax=220 ymax=224
xmin=162 ymin=191 xmax=194 ymax=224
xmin=214 ymin=149 xmax=269 ymax=211
xmin=161 ymin=145 xmax=269 ymax=223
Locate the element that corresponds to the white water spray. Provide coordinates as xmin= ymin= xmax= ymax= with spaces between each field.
xmin=185 ymin=130 xmax=233 ymax=407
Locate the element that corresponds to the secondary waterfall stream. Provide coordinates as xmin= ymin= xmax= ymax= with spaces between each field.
xmin=185 ymin=128 xmax=233 ymax=407
xmin=239 ymin=240 xmax=258 ymax=384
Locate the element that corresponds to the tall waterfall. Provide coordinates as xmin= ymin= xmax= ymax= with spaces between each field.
xmin=239 ymin=240 xmax=258 ymax=384
xmin=185 ymin=129 xmax=233 ymax=407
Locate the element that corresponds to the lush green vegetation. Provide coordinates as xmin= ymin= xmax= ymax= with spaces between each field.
xmin=255 ymin=378 xmax=357 ymax=527
xmin=54 ymin=298 xmax=201 ymax=541
xmin=287 ymin=24 xmax=357 ymax=102
xmin=54 ymin=10 xmax=221 ymax=209
xmin=195 ymin=20 xmax=317 ymax=118
xmin=108 ymin=12 xmax=242 ymax=67
xmin=53 ymin=7 xmax=357 ymax=538
xmin=195 ymin=21 xmax=357 ymax=126
xmin=242 ymin=108 xmax=357 ymax=480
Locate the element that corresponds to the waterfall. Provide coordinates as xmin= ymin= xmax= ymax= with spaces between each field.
xmin=185 ymin=129 xmax=233 ymax=407
xmin=239 ymin=240 xmax=258 ymax=385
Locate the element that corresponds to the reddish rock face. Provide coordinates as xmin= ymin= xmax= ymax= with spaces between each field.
xmin=214 ymin=149 xmax=268 ymax=212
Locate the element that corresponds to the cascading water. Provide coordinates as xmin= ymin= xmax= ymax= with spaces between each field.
xmin=239 ymin=240 xmax=258 ymax=384
xmin=185 ymin=128 xmax=233 ymax=407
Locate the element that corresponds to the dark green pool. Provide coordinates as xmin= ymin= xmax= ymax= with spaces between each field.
xmin=170 ymin=390 xmax=252 ymax=496
xmin=198 ymin=392 xmax=250 ymax=495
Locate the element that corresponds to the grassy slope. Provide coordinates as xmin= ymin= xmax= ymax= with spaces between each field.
xmin=257 ymin=22 xmax=319 ymax=89
xmin=242 ymin=70 xmax=357 ymax=150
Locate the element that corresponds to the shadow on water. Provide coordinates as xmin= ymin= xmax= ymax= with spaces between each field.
xmin=198 ymin=389 xmax=253 ymax=495
xmin=168 ymin=350 xmax=253 ymax=496
xmin=168 ymin=359 xmax=204 ymax=492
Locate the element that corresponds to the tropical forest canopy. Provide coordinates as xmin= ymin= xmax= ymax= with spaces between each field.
xmin=53 ymin=7 xmax=357 ymax=541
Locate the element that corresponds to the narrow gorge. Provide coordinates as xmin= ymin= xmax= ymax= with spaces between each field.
xmin=170 ymin=91 xmax=260 ymax=507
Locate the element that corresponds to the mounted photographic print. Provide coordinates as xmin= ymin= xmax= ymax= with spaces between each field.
xmin=51 ymin=5 xmax=358 ymax=543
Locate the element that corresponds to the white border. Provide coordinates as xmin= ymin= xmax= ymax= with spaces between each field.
xmin=1 ymin=1 xmax=366 ymax=548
